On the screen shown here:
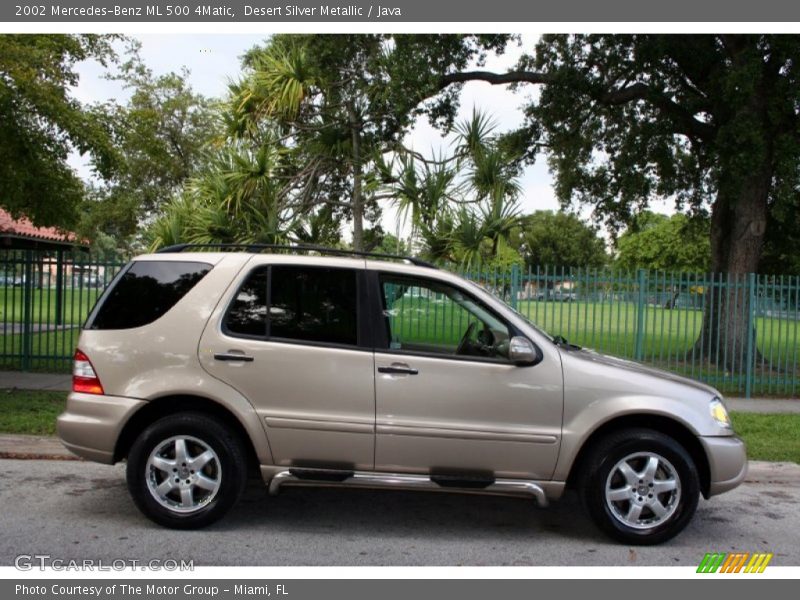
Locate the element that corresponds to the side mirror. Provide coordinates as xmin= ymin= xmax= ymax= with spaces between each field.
xmin=508 ymin=336 xmax=539 ymax=366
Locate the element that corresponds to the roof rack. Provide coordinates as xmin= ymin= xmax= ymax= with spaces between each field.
xmin=155 ymin=243 xmax=437 ymax=269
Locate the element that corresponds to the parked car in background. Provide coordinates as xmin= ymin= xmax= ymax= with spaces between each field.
xmin=536 ymin=288 xmax=577 ymax=302
xmin=0 ymin=275 xmax=23 ymax=287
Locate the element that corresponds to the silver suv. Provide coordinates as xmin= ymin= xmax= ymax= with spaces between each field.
xmin=57 ymin=245 xmax=747 ymax=544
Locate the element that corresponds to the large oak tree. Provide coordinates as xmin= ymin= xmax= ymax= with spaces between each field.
xmin=424 ymin=34 xmax=800 ymax=370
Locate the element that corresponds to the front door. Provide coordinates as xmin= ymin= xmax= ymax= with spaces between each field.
xmin=372 ymin=271 xmax=563 ymax=480
xmin=200 ymin=261 xmax=375 ymax=471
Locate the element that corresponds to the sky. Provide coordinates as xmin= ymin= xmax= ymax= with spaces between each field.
xmin=69 ymin=34 xmax=586 ymax=237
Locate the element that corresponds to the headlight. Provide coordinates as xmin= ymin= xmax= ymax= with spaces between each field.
xmin=710 ymin=397 xmax=732 ymax=429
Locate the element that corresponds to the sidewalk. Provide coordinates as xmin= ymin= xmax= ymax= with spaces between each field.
xmin=0 ymin=371 xmax=71 ymax=392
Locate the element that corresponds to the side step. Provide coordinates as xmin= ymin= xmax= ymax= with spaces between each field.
xmin=288 ymin=467 xmax=354 ymax=482
xmin=267 ymin=469 xmax=548 ymax=507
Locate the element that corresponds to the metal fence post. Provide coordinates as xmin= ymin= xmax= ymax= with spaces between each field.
xmin=21 ymin=250 xmax=34 ymax=370
xmin=510 ymin=263 xmax=520 ymax=310
xmin=55 ymin=249 xmax=64 ymax=326
xmin=745 ymin=272 xmax=756 ymax=399
xmin=634 ymin=268 xmax=647 ymax=361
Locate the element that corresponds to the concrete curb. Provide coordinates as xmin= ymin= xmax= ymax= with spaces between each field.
xmin=0 ymin=434 xmax=80 ymax=461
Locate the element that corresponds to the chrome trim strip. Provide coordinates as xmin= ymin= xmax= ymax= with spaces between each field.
xmin=265 ymin=417 xmax=374 ymax=435
xmin=376 ymin=423 xmax=558 ymax=444
xmin=267 ymin=469 xmax=549 ymax=506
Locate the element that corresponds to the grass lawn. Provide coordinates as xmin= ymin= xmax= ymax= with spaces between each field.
xmin=515 ymin=300 xmax=800 ymax=369
xmin=0 ymin=390 xmax=795 ymax=464
xmin=0 ymin=389 xmax=66 ymax=435
xmin=0 ymin=328 xmax=79 ymax=373
xmin=730 ymin=412 xmax=800 ymax=463
xmin=0 ymin=285 xmax=104 ymax=326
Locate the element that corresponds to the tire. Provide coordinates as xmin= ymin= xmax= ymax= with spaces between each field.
xmin=126 ymin=412 xmax=248 ymax=529
xmin=577 ymin=428 xmax=700 ymax=545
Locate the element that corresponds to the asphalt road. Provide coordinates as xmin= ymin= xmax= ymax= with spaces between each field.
xmin=1 ymin=459 xmax=798 ymax=566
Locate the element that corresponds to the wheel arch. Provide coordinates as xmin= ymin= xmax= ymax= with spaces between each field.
xmin=565 ymin=414 xmax=711 ymax=499
xmin=114 ymin=395 xmax=261 ymax=473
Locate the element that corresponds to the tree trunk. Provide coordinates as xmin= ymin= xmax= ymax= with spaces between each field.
xmin=348 ymin=105 xmax=364 ymax=252
xmin=691 ymin=164 xmax=769 ymax=372
xmin=688 ymin=58 xmax=776 ymax=375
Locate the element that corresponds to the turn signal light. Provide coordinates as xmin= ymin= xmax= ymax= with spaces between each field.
xmin=72 ymin=349 xmax=105 ymax=395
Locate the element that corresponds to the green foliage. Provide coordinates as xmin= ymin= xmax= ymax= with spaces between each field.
xmin=511 ymin=210 xmax=607 ymax=268
xmin=524 ymin=35 xmax=800 ymax=274
xmin=229 ymin=35 xmax=399 ymax=250
xmin=226 ymin=35 xmax=510 ymax=251
xmin=407 ymin=34 xmax=800 ymax=274
xmin=369 ymin=231 xmax=410 ymax=256
xmin=483 ymin=243 xmax=525 ymax=271
xmin=615 ymin=212 xmax=710 ymax=272
xmin=0 ymin=34 xmax=118 ymax=228
xmin=81 ymin=43 xmax=217 ymax=250
xmin=383 ymin=109 xmax=522 ymax=268
xmin=146 ymin=136 xmax=312 ymax=249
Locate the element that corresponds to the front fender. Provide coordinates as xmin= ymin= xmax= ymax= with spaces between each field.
xmin=552 ymin=394 xmax=715 ymax=482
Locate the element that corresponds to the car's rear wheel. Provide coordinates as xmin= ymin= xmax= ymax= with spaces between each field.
xmin=126 ymin=413 xmax=247 ymax=529
xmin=578 ymin=428 xmax=700 ymax=545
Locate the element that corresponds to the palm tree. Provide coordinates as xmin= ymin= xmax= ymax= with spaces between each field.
xmin=147 ymin=136 xmax=308 ymax=249
xmin=384 ymin=109 xmax=522 ymax=267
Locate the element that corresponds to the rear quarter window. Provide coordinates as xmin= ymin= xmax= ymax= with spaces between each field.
xmin=87 ymin=260 xmax=212 ymax=330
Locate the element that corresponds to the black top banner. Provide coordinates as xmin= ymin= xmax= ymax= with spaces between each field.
xmin=4 ymin=0 xmax=800 ymax=22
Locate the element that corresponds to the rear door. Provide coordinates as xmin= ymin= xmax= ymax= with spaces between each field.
xmin=199 ymin=259 xmax=376 ymax=471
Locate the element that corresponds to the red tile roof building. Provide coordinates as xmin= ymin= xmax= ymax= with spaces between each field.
xmin=0 ymin=209 xmax=85 ymax=248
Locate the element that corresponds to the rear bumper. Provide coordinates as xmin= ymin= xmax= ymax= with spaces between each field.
xmin=700 ymin=435 xmax=748 ymax=497
xmin=57 ymin=392 xmax=146 ymax=464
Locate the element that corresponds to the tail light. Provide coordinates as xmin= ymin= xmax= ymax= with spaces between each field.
xmin=73 ymin=349 xmax=104 ymax=395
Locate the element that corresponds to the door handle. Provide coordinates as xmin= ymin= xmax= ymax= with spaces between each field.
xmin=214 ymin=352 xmax=254 ymax=362
xmin=378 ymin=364 xmax=418 ymax=375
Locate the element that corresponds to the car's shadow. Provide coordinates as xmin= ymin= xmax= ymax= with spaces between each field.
xmin=212 ymin=478 xmax=607 ymax=544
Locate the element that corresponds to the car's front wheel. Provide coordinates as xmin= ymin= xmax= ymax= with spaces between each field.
xmin=126 ymin=413 xmax=247 ymax=529
xmin=579 ymin=428 xmax=700 ymax=545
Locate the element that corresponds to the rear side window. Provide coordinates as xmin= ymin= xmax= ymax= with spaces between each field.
xmin=88 ymin=261 xmax=212 ymax=330
xmin=224 ymin=267 xmax=268 ymax=337
xmin=269 ymin=266 xmax=358 ymax=346
xmin=223 ymin=265 xmax=359 ymax=346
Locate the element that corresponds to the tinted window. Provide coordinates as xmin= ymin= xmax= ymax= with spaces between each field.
xmin=89 ymin=261 xmax=211 ymax=330
xmin=225 ymin=268 xmax=268 ymax=337
xmin=269 ymin=266 xmax=358 ymax=346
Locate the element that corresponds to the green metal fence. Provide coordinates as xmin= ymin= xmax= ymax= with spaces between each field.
xmin=0 ymin=250 xmax=126 ymax=372
xmin=462 ymin=265 xmax=800 ymax=398
xmin=0 ymin=249 xmax=797 ymax=398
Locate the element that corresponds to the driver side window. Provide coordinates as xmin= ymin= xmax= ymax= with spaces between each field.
xmin=379 ymin=275 xmax=512 ymax=360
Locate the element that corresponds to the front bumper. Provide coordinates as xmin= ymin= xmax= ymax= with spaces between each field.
xmin=57 ymin=392 xmax=146 ymax=464
xmin=700 ymin=435 xmax=748 ymax=497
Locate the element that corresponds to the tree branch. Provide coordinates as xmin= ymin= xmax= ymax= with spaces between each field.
xmin=441 ymin=70 xmax=554 ymax=87
xmin=439 ymin=70 xmax=714 ymax=141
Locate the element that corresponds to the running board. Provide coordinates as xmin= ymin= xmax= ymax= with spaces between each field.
xmin=267 ymin=469 xmax=549 ymax=507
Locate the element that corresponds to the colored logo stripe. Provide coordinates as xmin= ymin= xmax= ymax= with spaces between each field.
xmin=697 ymin=553 xmax=726 ymax=573
xmin=744 ymin=553 xmax=773 ymax=573
xmin=697 ymin=552 xmax=773 ymax=573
